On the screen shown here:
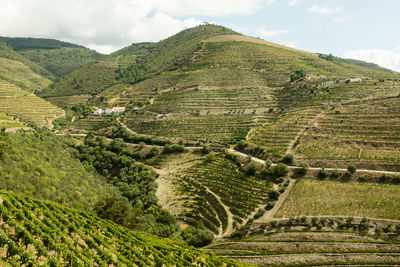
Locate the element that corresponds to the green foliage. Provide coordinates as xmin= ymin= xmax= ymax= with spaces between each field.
xmin=163 ymin=144 xmax=185 ymax=154
xmin=318 ymin=167 xmax=328 ymax=179
xmin=297 ymin=162 xmax=309 ymax=175
xmin=282 ymin=154 xmax=294 ymax=164
xmin=347 ymin=164 xmax=357 ymax=174
xmin=0 ymin=190 xmax=236 ymax=266
xmin=271 ymin=163 xmax=289 ymax=178
xmin=0 ymin=131 xmax=115 ymax=210
xmin=180 ymin=227 xmax=214 ymax=247
xmin=244 ymin=161 xmax=258 ymax=175
xmin=268 ymin=189 xmax=280 ymax=200
xmin=20 ymin=47 xmax=103 ymax=78
xmin=78 ymin=134 xmax=177 ymax=235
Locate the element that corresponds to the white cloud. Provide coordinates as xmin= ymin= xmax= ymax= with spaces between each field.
xmin=344 ymin=46 xmax=400 ymax=72
xmin=0 ymin=0 xmax=275 ymax=53
xmin=333 ymin=15 xmax=351 ymax=24
xmin=307 ymin=5 xmax=342 ymax=14
xmin=257 ymin=28 xmax=291 ymax=38
xmin=288 ymin=0 xmax=298 ymax=7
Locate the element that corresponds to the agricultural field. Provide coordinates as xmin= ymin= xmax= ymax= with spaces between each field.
xmin=0 ymin=112 xmax=25 ymax=132
xmin=276 ymin=179 xmax=400 ymax=219
xmin=206 ymin=229 xmax=400 ymax=266
xmin=294 ymin=96 xmax=400 ymax=171
xmin=0 ymin=78 xmax=64 ymax=128
xmin=156 ymin=153 xmax=271 ymax=236
xmin=0 ymin=190 xmax=238 ymax=266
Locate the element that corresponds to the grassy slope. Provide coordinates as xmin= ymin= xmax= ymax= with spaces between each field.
xmin=0 ymin=190 xmax=241 ymax=266
xmin=0 ymin=131 xmax=116 ymax=210
xmin=0 ymin=43 xmax=54 ymax=90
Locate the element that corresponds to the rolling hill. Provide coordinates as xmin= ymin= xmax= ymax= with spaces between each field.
xmin=0 ymin=36 xmax=104 ymax=78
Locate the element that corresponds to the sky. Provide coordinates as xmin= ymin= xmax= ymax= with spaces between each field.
xmin=0 ymin=0 xmax=399 ymax=71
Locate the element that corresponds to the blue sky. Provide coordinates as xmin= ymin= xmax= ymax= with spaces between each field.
xmin=1 ymin=0 xmax=399 ymax=71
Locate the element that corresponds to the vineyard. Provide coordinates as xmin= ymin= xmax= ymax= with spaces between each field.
xmin=276 ymin=179 xmax=400 ymax=219
xmin=0 ymin=79 xmax=64 ymax=128
xmin=0 ymin=190 xmax=239 ymax=266
xmin=0 ymin=112 xmax=25 ymax=131
xmin=205 ymin=228 xmax=400 ymax=266
xmin=173 ymin=155 xmax=270 ymax=235
xmin=294 ymin=96 xmax=400 ymax=171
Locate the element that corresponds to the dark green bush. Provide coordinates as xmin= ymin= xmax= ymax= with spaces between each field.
xmin=180 ymin=227 xmax=214 ymax=247
xmin=347 ymin=164 xmax=357 ymax=174
xmin=271 ymin=163 xmax=289 ymax=178
xmin=282 ymin=154 xmax=294 ymax=164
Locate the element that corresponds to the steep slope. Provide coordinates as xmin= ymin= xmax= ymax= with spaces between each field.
xmin=0 ymin=78 xmax=64 ymax=128
xmin=0 ymin=36 xmax=103 ymax=78
xmin=0 ymin=42 xmax=53 ymax=91
xmin=47 ymin=24 xmax=400 ymax=160
xmin=0 ymin=131 xmax=116 ymax=210
xmin=0 ymin=190 xmax=241 ymax=266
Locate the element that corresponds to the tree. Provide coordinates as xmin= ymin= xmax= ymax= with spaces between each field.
xmin=244 ymin=161 xmax=258 ymax=175
xmin=271 ymin=163 xmax=289 ymax=178
xmin=347 ymin=164 xmax=357 ymax=174
xmin=282 ymin=154 xmax=294 ymax=164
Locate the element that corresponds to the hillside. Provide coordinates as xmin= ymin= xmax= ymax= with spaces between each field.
xmin=0 ymin=190 xmax=240 ymax=266
xmin=0 ymin=36 xmax=103 ymax=78
xmin=0 ymin=131 xmax=116 ymax=210
xmin=0 ymin=42 xmax=54 ymax=90
xmin=0 ymin=78 xmax=64 ymax=128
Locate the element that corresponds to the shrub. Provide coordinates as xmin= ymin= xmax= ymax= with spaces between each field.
xmin=266 ymin=202 xmax=275 ymax=210
xmin=297 ymin=162 xmax=309 ymax=175
xmin=347 ymin=164 xmax=357 ymax=174
xmin=180 ymin=227 xmax=214 ymax=247
xmin=379 ymin=174 xmax=388 ymax=183
xmin=271 ymin=163 xmax=289 ymax=178
xmin=163 ymin=144 xmax=185 ymax=154
xmin=268 ymin=189 xmax=280 ymax=200
xmin=358 ymin=174 xmax=368 ymax=182
xmin=393 ymin=175 xmax=400 ymax=184
xmin=264 ymin=159 xmax=272 ymax=168
xmin=200 ymin=145 xmax=211 ymax=154
xmin=332 ymin=169 xmax=341 ymax=178
xmin=204 ymin=153 xmax=217 ymax=163
xmin=318 ymin=168 xmax=328 ymax=179
xmin=282 ymin=154 xmax=294 ymax=164
xmin=259 ymin=168 xmax=270 ymax=179
xmin=244 ymin=161 xmax=258 ymax=175
xmin=235 ymin=140 xmax=248 ymax=150
xmin=254 ymin=208 xmax=265 ymax=220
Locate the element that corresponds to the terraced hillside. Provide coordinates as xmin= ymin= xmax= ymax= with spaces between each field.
xmin=293 ymin=95 xmax=400 ymax=171
xmin=0 ymin=190 xmax=240 ymax=266
xmin=44 ymin=25 xmax=400 ymax=149
xmin=155 ymin=153 xmax=273 ymax=236
xmin=206 ymin=229 xmax=400 ymax=266
xmin=0 ymin=112 xmax=26 ymax=132
xmin=0 ymin=78 xmax=64 ymax=128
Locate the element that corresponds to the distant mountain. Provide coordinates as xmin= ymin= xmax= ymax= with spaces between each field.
xmin=0 ymin=36 xmax=104 ymax=78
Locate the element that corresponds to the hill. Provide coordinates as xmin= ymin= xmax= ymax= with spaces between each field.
xmin=0 ymin=78 xmax=64 ymax=128
xmin=0 ymin=190 xmax=240 ymax=266
xmin=0 ymin=42 xmax=54 ymax=89
xmin=0 ymin=36 xmax=103 ymax=78
xmin=0 ymin=131 xmax=116 ymax=210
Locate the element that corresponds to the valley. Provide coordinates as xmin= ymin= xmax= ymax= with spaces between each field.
xmin=0 ymin=24 xmax=400 ymax=266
